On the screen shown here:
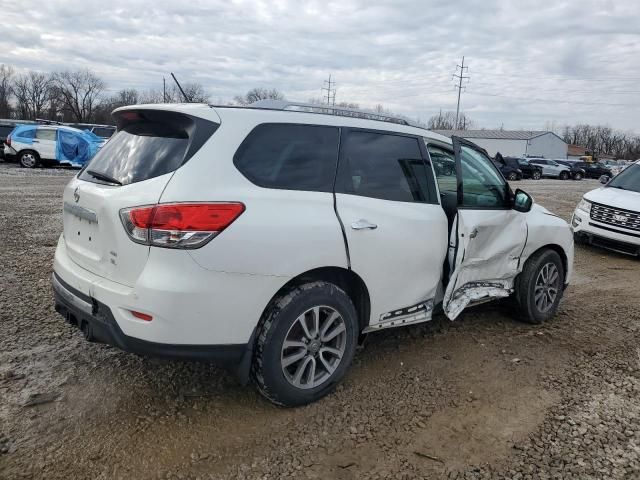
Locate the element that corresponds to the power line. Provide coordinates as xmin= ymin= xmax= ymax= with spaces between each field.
xmin=452 ymin=56 xmax=469 ymax=128
xmin=466 ymin=90 xmax=638 ymax=107
xmin=321 ymin=74 xmax=336 ymax=105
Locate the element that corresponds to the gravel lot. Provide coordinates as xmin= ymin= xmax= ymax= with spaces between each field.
xmin=1 ymin=162 xmax=638 ymax=479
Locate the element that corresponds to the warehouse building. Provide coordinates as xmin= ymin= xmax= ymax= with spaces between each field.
xmin=433 ymin=129 xmax=568 ymax=159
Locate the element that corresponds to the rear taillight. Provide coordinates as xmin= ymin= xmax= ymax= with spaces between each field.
xmin=120 ymin=202 xmax=245 ymax=249
xmin=5 ymin=134 xmax=10 ymax=147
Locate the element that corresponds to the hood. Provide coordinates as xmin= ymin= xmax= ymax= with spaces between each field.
xmin=584 ymin=187 xmax=640 ymax=212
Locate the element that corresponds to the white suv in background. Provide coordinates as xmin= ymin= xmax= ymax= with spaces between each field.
xmin=529 ymin=158 xmax=572 ymax=180
xmin=53 ymin=101 xmax=574 ymax=406
xmin=572 ymin=160 xmax=640 ymax=256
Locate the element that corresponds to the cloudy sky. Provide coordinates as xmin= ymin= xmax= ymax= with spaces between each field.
xmin=2 ymin=0 xmax=639 ymax=132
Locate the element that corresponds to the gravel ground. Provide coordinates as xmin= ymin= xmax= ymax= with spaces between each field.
xmin=0 ymin=162 xmax=638 ymax=479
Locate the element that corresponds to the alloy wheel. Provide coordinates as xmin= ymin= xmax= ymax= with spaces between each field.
xmin=534 ymin=262 xmax=560 ymax=313
xmin=20 ymin=153 xmax=37 ymax=168
xmin=280 ymin=306 xmax=347 ymax=390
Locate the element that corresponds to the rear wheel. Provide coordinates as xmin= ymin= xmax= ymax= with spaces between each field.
xmin=19 ymin=151 xmax=39 ymax=168
xmin=252 ymin=281 xmax=359 ymax=407
xmin=559 ymin=171 xmax=570 ymax=180
xmin=515 ymin=249 xmax=565 ymax=324
xmin=573 ymin=172 xmax=583 ymax=181
xmin=532 ymin=170 xmax=542 ymax=180
xmin=507 ymin=171 xmax=518 ymax=181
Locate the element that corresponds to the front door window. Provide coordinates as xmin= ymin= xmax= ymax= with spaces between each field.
xmin=458 ymin=145 xmax=509 ymax=208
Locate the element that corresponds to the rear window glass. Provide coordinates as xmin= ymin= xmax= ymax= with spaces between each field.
xmin=234 ymin=123 xmax=340 ymax=192
xmin=79 ymin=110 xmax=218 ymax=186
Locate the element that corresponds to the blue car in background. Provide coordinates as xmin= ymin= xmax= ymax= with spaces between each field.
xmin=4 ymin=124 xmax=106 ymax=168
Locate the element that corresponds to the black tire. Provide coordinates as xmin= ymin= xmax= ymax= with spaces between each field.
xmin=19 ymin=150 xmax=39 ymax=168
xmin=559 ymin=171 xmax=570 ymax=180
xmin=514 ymin=249 xmax=565 ymax=324
xmin=507 ymin=172 xmax=518 ymax=181
xmin=573 ymin=172 xmax=583 ymax=181
xmin=532 ymin=170 xmax=542 ymax=180
xmin=252 ymin=281 xmax=359 ymax=407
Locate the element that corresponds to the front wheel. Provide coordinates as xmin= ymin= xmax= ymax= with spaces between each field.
xmin=252 ymin=281 xmax=359 ymax=407
xmin=514 ymin=249 xmax=565 ymax=324
xmin=573 ymin=172 xmax=583 ymax=181
xmin=19 ymin=151 xmax=39 ymax=168
xmin=532 ymin=171 xmax=542 ymax=180
xmin=507 ymin=171 xmax=518 ymax=181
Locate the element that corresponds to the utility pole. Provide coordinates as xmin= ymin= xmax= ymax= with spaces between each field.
xmin=452 ymin=56 xmax=470 ymax=129
xmin=321 ymin=75 xmax=336 ymax=105
xmin=163 ymin=76 xmax=166 ymax=102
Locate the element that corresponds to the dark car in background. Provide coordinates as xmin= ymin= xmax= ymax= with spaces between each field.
xmin=555 ymin=160 xmax=586 ymax=180
xmin=0 ymin=122 xmax=17 ymax=160
xmin=493 ymin=159 xmax=523 ymax=181
xmin=574 ymin=161 xmax=613 ymax=179
xmin=503 ymin=157 xmax=542 ymax=180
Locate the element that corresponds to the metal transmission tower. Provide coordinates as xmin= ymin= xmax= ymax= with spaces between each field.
xmin=452 ymin=57 xmax=470 ymax=129
xmin=321 ymin=75 xmax=336 ymax=105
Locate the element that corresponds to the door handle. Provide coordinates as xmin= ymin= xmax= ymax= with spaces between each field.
xmin=351 ymin=219 xmax=378 ymax=230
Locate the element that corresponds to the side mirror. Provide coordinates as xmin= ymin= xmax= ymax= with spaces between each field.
xmin=599 ymin=175 xmax=610 ymax=184
xmin=513 ymin=189 xmax=533 ymax=213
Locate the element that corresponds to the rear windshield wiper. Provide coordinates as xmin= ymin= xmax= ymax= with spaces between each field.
xmin=86 ymin=170 xmax=122 ymax=186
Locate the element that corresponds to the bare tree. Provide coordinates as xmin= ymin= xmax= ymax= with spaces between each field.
xmin=13 ymin=71 xmax=53 ymax=120
xmin=53 ymin=69 xmax=105 ymax=122
xmin=0 ymin=64 xmax=13 ymax=118
xmin=561 ymin=123 xmax=640 ymax=160
xmin=427 ymin=110 xmax=474 ymax=130
xmin=181 ymin=83 xmax=210 ymax=103
xmin=234 ymin=88 xmax=284 ymax=105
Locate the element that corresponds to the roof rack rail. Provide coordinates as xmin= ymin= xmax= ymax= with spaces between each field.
xmin=35 ymin=118 xmax=63 ymax=125
xmin=245 ymin=100 xmax=426 ymax=129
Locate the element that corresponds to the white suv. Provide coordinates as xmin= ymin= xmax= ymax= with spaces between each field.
xmin=53 ymin=101 xmax=574 ymax=406
xmin=529 ymin=158 xmax=572 ymax=180
xmin=572 ymin=160 xmax=640 ymax=256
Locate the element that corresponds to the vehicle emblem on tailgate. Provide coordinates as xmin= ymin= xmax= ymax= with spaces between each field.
xmin=73 ymin=187 xmax=80 ymax=203
xmin=613 ymin=214 xmax=628 ymax=223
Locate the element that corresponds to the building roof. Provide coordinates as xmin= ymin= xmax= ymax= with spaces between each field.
xmin=432 ymin=129 xmax=556 ymax=140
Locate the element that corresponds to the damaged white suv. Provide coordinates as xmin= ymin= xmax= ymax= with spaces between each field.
xmin=53 ymin=101 xmax=574 ymax=406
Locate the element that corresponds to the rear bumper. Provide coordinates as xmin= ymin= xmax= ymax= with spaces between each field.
xmin=53 ymin=272 xmax=251 ymax=366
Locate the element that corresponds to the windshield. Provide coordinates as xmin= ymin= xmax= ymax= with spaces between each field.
xmin=606 ymin=163 xmax=640 ymax=193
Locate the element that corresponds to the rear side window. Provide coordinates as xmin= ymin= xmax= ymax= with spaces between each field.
xmin=79 ymin=110 xmax=218 ymax=186
xmin=15 ymin=127 xmax=35 ymax=139
xmin=337 ymin=131 xmax=436 ymax=203
xmin=92 ymin=127 xmax=115 ymax=138
xmin=36 ymin=129 xmax=57 ymax=141
xmin=234 ymin=124 xmax=339 ymax=192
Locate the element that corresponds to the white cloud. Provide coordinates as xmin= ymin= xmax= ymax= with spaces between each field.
xmin=1 ymin=0 xmax=639 ymax=131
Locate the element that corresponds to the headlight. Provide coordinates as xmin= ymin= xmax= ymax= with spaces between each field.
xmin=577 ymin=198 xmax=591 ymax=214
